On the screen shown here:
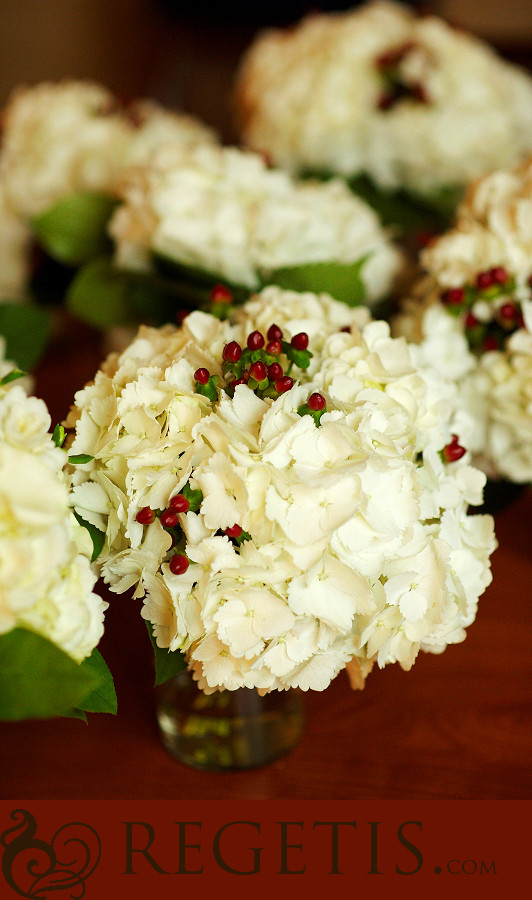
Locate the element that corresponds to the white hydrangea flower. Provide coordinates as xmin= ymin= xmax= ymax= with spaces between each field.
xmin=67 ymin=285 xmax=495 ymax=693
xmin=235 ymin=0 xmax=532 ymax=198
xmin=394 ymin=156 xmax=532 ymax=483
xmin=0 ymin=379 xmax=107 ymax=661
xmin=0 ymin=182 xmax=31 ymax=303
xmin=0 ymin=80 xmax=217 ymax=301
xmin=0 ymin=80 xmax=217 ymax=220
xmin=109 ymin=142 xmax=403 ymax=302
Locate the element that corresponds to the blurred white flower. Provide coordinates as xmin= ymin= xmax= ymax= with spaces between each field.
xmin=236 ymin=0 xmax=532 ymax=197
xmin=0 ymin=379 xmax=106 ymax=661
xmin=109 ymin=142 xmax=402 ymax=302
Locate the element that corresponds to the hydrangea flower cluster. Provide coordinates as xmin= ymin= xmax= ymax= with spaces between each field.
xmin=0 ymin=375 xmax=107 ymax=662
xmin=0 ymin=80 xmax=217 ymax=304
xmin=108 ymin=142 xmax=403 ymax=301
xmin=0 ymin=80 xmax=217 ymax=220
xmin=235 ymin=0 xmax=532 ymax=199
xmin=394 ymin=156 xmax=532 ymax=481
xmin=66 ymin=286 xmax=496 ymax=694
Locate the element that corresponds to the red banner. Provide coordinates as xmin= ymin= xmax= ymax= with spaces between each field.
xmin=0 ymin=800 xmax=528 ymax=897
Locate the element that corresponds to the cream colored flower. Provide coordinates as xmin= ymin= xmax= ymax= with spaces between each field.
xmin=0 ymin=381 xmax=106 ymax=661
xmin=68 ymin=285 xmax=495 ymax=692
xmin=236 ymin=0 xmax=532 ymax=197
xmin=109 ymin=142 xmax=402 ymax=301
xmin=393 ymin=156 xmax=532 ymax=482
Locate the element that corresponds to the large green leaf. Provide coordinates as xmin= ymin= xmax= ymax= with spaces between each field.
xmin=146 ymin=621 xmax=186 ymax=686
xmin=152 ymin=253 xmax=250 ymax=305
xmin=32 ymin=192 xmax=117 ymax=266
xmin=66 ymin=257 xmax=132 ymax=329
xmin=346 ymin=174 xmax=460 ymax=233
xmin=266 ymin=257 xmax=369 ymax=307
xmin=0 ymin=303 xmax=52 ymax=371
xmin=76 ymin=648 xmax=117 ymax=714
xmin=0 ymin=628 xmax=99 ymax=721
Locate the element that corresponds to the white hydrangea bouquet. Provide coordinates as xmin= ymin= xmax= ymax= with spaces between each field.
xmin=75 ymin=140 xmax=403 ymax=332
xmin=235 ymin=0 xmax=532 ymax=235
xmin=394 ymin=155 xmax=532 ymax=485
xmin=0 ymin=364 xmax=113 ymax=721
xmin=66 ymin=285 xmax=496 ymax=695
xmin=0 ymin=79 xmax=218 ymax=366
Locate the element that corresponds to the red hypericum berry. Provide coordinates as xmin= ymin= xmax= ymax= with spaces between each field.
xmin=249 ymin=360 xmax=268 ymax=382
xmin=500 ymin=302 xmax=518 ymax=320
xmin=275 ymin=376 xmax=294 ymax=394
xmin=483 ymin=335 xmax=499 ymax=351
xmin=291 ymin=332 xmax=309 ymax=350
xmin=476 ymin=270 xmax=494 ymax=290
xmin=308 ymin=392 xmax=326 ymax=411
xmin=194 ymin=367 xmax=210 ymax=385
xmin=177 ymin=309 xmax=190 ymax=325
xmin=136 ymin=506 xmax=155 ymax=525
xmin=169 ymin=554 xmax=189 ymax=576
xmin=266 ymin=339 xmax=282 ymax=356
xmin=210 ymin=283 xmax=233 ymax=303
xmin=490 ymin=266 xmax=509 ymax=285
xmin=223 ymin=341 xmax=242 ymax=362
xmin=225 ymin=524 xmax=243 ymax=538
xmin=411 ymin=81 xmax=428 ymax=103
xmin=169 ymin=494 xmax=190 ymax=513
xmin=160 ymin=509 xmax=179 ymax=529
xmin=377 ymin=92 xmax=395 ymax=111
xmin=376 ymin=41 xmax=415 ymax=70
xmin=232 ymin=378 xmax=248 ymax=388
xmin=267 ymin=324 xmax=283 ymax=341
xmin=247 ymin=330 xmax=265 ymax=350
xmin=443 ymin=435 xmax=466 ymax=463
xmin=465 ymin=312 xmax=479 ymax=329
xmin=268 ymin=362 xmax=283 ymax=381
xmin=416 ymin=230 xmax=436 ymax=249
xmin=441 ymin=287 xmax=465 ymax=306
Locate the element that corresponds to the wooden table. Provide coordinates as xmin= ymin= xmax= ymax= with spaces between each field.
xmin=1 ymin=318 xmax=531 ymax=802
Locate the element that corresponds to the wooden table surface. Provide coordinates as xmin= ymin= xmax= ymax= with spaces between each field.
xmin=1 ymin=318 xmax=531 ymax=802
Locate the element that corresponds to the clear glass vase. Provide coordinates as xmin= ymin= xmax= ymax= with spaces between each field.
xmin=155 ymin=669 xmax=305 ymax=770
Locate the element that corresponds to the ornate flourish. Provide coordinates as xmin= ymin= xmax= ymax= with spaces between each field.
xmin=1 ymin=809 xmax=101 ymax=899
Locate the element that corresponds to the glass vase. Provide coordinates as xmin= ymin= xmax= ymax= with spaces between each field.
xmin=155 ymin=669 xmax=305 ymax=771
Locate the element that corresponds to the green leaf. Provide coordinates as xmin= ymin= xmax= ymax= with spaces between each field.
xmin=32 ymin=192 xmax=117 ymax=266
xmin=66 ymin=257 xmax=132 ymax=329
xmin=146 ymin=621 xmax=187 ymax=686
xmin=346 ymin=173 xmax=459 ymax=233
xmin=0 ymin=628 xmax=100 ymax=721
xmin=73 ymin=511 xmax=105 ymax=563
xmin=52 ymin=423 xmax=67 ymax=447
xmin=0 ymin=304 xmax=52 ymax=371
xmin=182 ymin=482 xmax=203 ymax=512
xmin=0 ymin=368 xmax=26 ymax=386
xmin=76 ymin=648 xmax=117 ymax=714
xmin=152 ymin=253 xmax=250 ymax=305
xmin=68 ymin=453 xmax=95 ymax=465
xmin=267 ymin=257 xmax=370 ymax=307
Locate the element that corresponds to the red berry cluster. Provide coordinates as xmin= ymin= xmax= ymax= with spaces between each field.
xmin=193 ymin=323 xmax=313 ymax=402
xmin=375 ymin=41 xmax=429 ymax=110
xmin=440 ymin=266 xmax=525 ymax=353
xmin=135 ymin=489 xmax=197 ymax=576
